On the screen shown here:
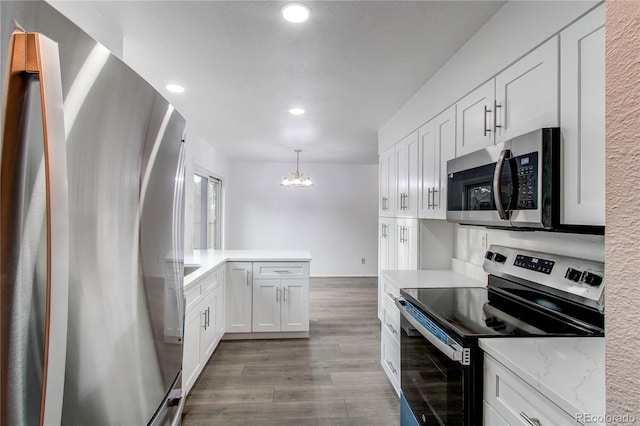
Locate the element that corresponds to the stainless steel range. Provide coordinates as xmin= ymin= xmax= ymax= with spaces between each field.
xmin=398 ymin=245 xmax=604 ymax=426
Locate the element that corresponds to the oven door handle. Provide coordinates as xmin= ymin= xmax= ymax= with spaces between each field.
xmin=395 ymin=299 xmax=470 ymax=366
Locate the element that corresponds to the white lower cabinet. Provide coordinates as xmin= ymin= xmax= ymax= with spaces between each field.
xmin=252 ymin=278 xmax=309 ymax=332
xmin=182 ymin=266 xmax=225 ymax=395
xmin=484 ymin=354 xmax=580 ymax=425
xmin=225 ymin=262 xmax=252 ymax=333
xmin=380 ymin=280 xmax=401 ymax=396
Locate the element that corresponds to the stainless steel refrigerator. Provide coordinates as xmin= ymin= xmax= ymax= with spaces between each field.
xmin=1 ymin=2 xmax=187 ymax=425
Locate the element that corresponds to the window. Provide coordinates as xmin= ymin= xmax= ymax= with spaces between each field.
xmin=193 ymin=173 xmax=221 ymax=249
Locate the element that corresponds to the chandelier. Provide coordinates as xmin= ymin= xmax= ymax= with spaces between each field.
xmin=281 ymin=149 xmax=313 ymax=187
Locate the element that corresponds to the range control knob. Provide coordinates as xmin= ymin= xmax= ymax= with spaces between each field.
xmin=485 ymin=251 xmax=495 ymax=260
xmin=580 ymin=271 xmax=603 ymax=286
xmin=493 ymin=253 xmax=507 ymax=263
xmin=565 ymin=268 xmax=582 ymax=282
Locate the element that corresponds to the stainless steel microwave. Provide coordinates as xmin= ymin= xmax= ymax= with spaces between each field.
xmin=446 ymin=128 xmax=560 ymax=230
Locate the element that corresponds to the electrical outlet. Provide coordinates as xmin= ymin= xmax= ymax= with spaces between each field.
xmin=361 ymin=258 xmax=366 ymax=264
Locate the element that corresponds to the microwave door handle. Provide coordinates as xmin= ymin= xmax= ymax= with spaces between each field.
xmin=493 ymin=149 xmax=511 ymax=220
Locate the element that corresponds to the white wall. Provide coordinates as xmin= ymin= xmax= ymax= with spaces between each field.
xmin=455 ymin=225 xmax=604 ymax=267
xmin=184 ymin=131 xmax=230 ymax=253
xmin=227 ymin=161 xmax=378 ymax=277
xmin=379 ymin=1 xmax=599 ymax=151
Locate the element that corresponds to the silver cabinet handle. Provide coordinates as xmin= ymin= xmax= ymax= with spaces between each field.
xmin=276 ymin=287 xmax=279 ymax=302
xmin=432 ymin=188 xmax=439 ymax=208
xmin=273 ymin=270 xmax=291 ymax=273
xmin=2 ymin=32 xmax=69 ymax=426
xmin=494 ymin=100 xmax=502 ymax=132
xmin=386 ymin=323 xmax=397 ymax=335
xmin=246 ymin=270 xmax=250 ymax=285
xmin=283 ymin=286 xmax=286 ymax=302
xmin=386 ymin=361 xmax=397 ymax=375
xmin=483 ymin=104 xmax=492 ymax=136
xmin=519 ymin=412 xmax=542 ymax=426
xmin=202 ymin=311 xmax=207 ymax=329
xmin=382 ymin=196 xmax=388 ymax=211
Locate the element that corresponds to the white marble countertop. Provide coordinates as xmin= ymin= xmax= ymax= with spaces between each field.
xmin=382 ymin=269 xmax=486 ymax=289
xmin=184 ymin=249 xmax=312 ymax=288
xmin=479 ymin=337 xmax=605 ymax=421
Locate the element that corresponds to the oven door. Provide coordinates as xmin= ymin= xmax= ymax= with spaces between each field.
xmin=397 ymin=300 xmax=470 ymax=426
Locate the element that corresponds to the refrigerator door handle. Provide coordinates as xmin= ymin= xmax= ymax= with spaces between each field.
xmin=1 ymin=32 xmax=69 ymax=426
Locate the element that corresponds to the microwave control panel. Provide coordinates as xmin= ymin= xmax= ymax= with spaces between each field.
xmin=514 ymin=152 xmax=538 ymax=209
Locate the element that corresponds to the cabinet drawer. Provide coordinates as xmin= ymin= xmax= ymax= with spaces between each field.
xmin=252 ymin=262 xmax=310 ymax=279
xmin=383 ymin=295 xmax=400 ymax=345
xmin=484 ymin=355 xmax=580 ymax=425
xmin=202 ymin=267 xmax=220 ymax=294
xmin=381 ymin=326 xmax=401 ymax=395
xmin=383 ymin=276 xmax=401 ymax=299
xmin=184 ymin=283 xmax=203 ymax=312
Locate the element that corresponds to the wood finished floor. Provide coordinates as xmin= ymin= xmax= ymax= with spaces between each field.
xmin=182 ymin=277 xmax=400 ymax=425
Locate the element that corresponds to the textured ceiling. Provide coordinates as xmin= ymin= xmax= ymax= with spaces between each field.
xmin=90 ymin=1 xmax=506 ymax=164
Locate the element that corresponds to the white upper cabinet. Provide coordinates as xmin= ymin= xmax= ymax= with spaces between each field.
xmin=495 ymin=37 xmax=559 ymax=143
xmin=395 ymin=131 xmax=419 ymax=218
xmin=456 ymin=38 xmax=559 ymax=156
xmin=456 ymin=80 xmax=495 ymax=157
xmin=379 ymin=147 xmax=396 ymax=217
xmin=560 ymin=4 xmax=605 ymax=226
xmin=419 ymin=106 xmax=456 ymax=219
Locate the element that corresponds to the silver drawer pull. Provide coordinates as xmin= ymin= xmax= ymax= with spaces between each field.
xmin=272 ymin=270 xmax=292 ymax=273
xmin=520 ymin=411 xmax=542 ymax=426
xmin=386 ymin=361 xmax=397 ymax=375
xmin=386 ymin=323 xmax=397 ymax=335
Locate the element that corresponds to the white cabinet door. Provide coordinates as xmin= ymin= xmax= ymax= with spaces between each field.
xmin=560 ymin=4 xmax=605 ymax=226
xmin=395 ymin=131 xmax=419 ymax=218
xmin=378 ymin=217 xmax=396 ymax=320
xmin=252 ymin=279 xmax=280 ymax=332
xmin=434 ymin=106 xmax=456 ymax=219
xmin=483 ymin=401 xmax=509 ymax=426
xmin=495 ymin=37 xmax=559 ymax=143
xmin=456 ymin=80 xmax=495 ymax=157
xmin=420 ymin=106 xmax=456 ymax=220
xmin=183 ymin=303 xmax=203 ymax=394
xmin=213 ymin=280 xmax=225 ymax=344
xmin=281 ymin=279 xmax=309 ymax=332
xmin=484 ymin=355 xmax=581 ymax=425
xmin=418 ymin=120 xmax=436 ymax=219
xmin=200 ymin=290 xmax=217 ymax=361
xmin=225 ymin=262 xmax=252 ymax=333
xmin=379 ymin=147 xmax=396 ymax=217
xmin=396 ymin=218 xmax=418 ymax=270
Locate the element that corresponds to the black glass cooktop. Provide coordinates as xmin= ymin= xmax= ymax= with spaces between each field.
xmin=400 ymin=285 xmax=603 ymax=345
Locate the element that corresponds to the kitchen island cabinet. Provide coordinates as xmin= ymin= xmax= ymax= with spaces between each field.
xmin=182 ymin=250 xmax=311 ymax=396
xmin=182 ymin=265 xmax=224 ymax=395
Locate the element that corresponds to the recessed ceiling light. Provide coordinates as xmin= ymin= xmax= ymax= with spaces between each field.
xmin=289 ymin=108 xmax=305 ymax=116
xmin=166 ymin=84 xmax=185 ymax=93
xmin=282 ymin=3 xmax=310 ymax=23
